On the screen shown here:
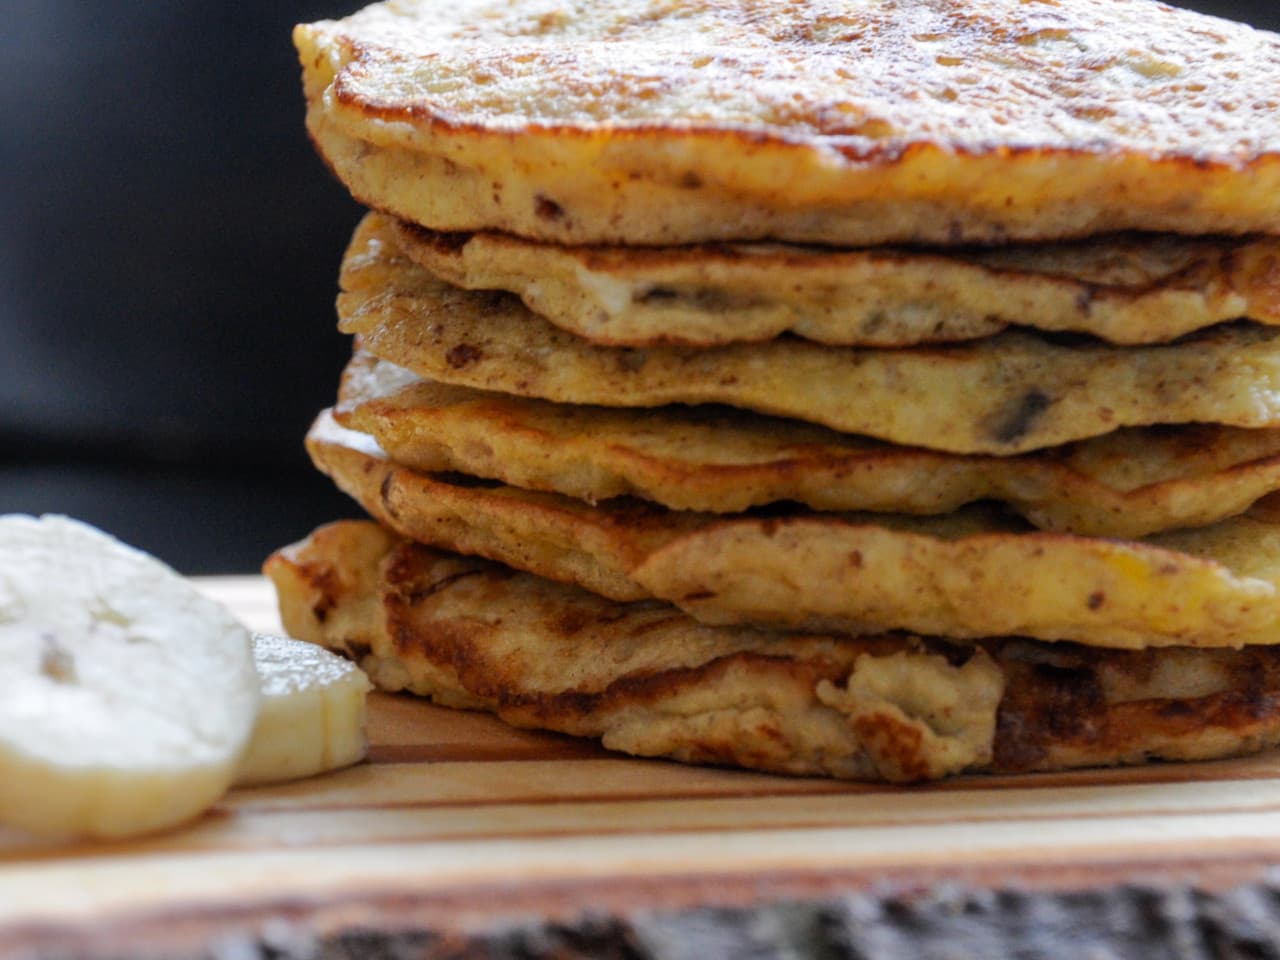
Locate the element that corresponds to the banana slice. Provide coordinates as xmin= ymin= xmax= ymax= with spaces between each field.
xmin=236 ymin=634 xmax=372 ymax=787
xmin=0 ymin=515 xmax=259 ymax=839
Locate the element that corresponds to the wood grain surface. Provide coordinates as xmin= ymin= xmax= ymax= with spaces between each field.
xmin=6 ymin=576 xmax=1280 ymax=956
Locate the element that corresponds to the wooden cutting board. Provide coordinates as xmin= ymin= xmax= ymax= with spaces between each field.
xmin=6 ymin=576 xmax=1280 ymax=954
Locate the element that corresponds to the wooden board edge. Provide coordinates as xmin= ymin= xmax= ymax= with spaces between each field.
xmin=5 ymin=850 xmax=1280 ymax=959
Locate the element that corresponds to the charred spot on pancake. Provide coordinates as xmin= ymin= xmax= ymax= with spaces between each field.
xmin=994 ymin=656 xmax=1105 ymax=771
xmin=553 ymin=607 xmax=593 ymax=636
xmin=989 ymin=389 xmax=1053 ymax=445
xmin=633 ymin=285 xmax=760 ymax=312
xmin=636 ymin=285 xmax=679 ymax=303
xmin=1033 ymin=662 xmax=1106 ymax=737
xmin=446 ymin=343 xmax=484 ymax=368
xmin=426 ymin=230 xmax=472 ymax=254
xmin=535 ymin=195 xmax=564 ymax=220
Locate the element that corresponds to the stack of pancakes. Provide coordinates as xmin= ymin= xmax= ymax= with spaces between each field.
xmin=267 ymin=0 xmax=1280 ymax=781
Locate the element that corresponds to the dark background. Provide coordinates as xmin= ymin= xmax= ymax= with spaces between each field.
xmin=1 ymin=1 xmax=1276 ymax=573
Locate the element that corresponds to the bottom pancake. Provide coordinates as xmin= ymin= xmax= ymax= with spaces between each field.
xmin=265 ymin=521 xmax=1280 ymax=783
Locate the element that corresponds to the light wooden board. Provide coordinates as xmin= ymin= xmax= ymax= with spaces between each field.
xmin=6 ymin=576 xmax=1280 ymax=945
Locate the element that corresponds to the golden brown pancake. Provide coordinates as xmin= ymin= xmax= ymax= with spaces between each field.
xmin=337 ymin=349 xmax=1280 ymax=539
xmin=340 ymin=215 xmax=1280 ymax=456
xmin=296 ymin=0 xmax=1280 ymax=245
xmin=265 ymin=520 xmax=1280 ymax=782
xmin=308 ymin=411 xmax=1280 ymax=651
xmin=393 ymin=220 xmax=1280 ymax=348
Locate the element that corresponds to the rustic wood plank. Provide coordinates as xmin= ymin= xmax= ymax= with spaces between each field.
xmin=9 ymin=775 xmax=1280 ymax=868
xmin=8 ymin=812 xmax=1280 ymax=924
xmin=364 ymin=693 xmax=613 ymax=763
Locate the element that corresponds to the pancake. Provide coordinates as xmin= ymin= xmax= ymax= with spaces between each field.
xmin=336 ymin=349 xmax=1280 ymax=539
xmin=308 ymin=411 xmax=1280 ymax=651
xmin=295 ymin=0 xmax=1280 ymax=245
xmin=340 ymin=215 xmax=1280 ymax=456
xmin=265 ymin=520 xmax=1280 ymax=782
xmin=393 ymin=220 xmax=1280 ymax=348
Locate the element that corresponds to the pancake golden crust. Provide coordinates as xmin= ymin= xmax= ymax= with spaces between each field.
xmin=337 ymin=349 xmax=1280 ymax=538
xmin=340 ymin=215 xmax=1280 ymax=456
xmin=309 ymin=410 xmax=688 ymax=604
xmin=394 ymin=221 xmax=1280 ymax=348
xmin=308 ymin=411 xmax=1280 ymax=651
xmin=265 ymin=521 xmax=1280 ymax=782
xmin=297 ymin=0 xmax=1280 ymax=244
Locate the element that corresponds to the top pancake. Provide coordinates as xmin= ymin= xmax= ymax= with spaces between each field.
xmin=296 ymin=0 xmax=1280 ymax=245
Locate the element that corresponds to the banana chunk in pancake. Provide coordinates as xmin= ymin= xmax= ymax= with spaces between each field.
xmin=340 ymin=215 xmax=1280 ymax=456
xmin=310 ymin=411 xmax=1280 ymax=651
xmin=296 ymin=0 xmax=1280 ymax=245
xmin=337 ymin=349 xmax=1280 ymax=539
xmin=265 ymin=521 xmax=1280 ymax=782
xmin=394 ymin=220 xmax=1280 ymax=348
